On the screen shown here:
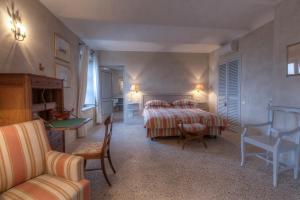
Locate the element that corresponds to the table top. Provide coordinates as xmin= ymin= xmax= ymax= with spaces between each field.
xmin=45 ymin=118 xmax=92 ymax=131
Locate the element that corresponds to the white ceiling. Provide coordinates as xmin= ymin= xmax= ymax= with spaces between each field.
xmin=39 ymin=0 xmax=282 ymax=53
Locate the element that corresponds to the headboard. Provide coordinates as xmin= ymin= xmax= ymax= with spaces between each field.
xmin=142 ymin=94 xmax=209 ymax=111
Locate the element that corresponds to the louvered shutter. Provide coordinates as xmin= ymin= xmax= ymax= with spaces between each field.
xmin=227 ymin=59 xmax=241 ymax=132
xmin=217 ymin=64 xmax=227 ymax=119
xmin=217 ymin=59 xmax=241 ymax=133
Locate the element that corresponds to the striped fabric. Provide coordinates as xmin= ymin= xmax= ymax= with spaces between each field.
xmin=179 ymin=123 xmax=206 ymax=133
xmin=145 ymin=100 xmax=171 ymax=109
xmin=46 ymin=151 xmax=85 ymax=182
xmin=143 ymin=108 xmax=227 ymax=138
xmin=1 ymin=174 xmax=90 ymax=200
xmin=147 ymin=128 xmax=178 ymax=138
xmin=172 ymin=99 xmax=196 ymax=107
xmin=0 ymin=120 xmax=51 ymax=193
xmin=144 ymin=108 xmax=227 ymax=129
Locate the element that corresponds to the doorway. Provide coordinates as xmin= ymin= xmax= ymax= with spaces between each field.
xmin=99 ymin=66 xmax=124 ymax=122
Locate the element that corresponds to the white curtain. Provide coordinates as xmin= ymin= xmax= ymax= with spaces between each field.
xmin=77 ymin=46 xmax=89 ymax=137
xmin=94 ymin=55 xmax=102 ymax=124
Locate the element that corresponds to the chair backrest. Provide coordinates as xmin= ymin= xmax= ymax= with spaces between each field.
xmin=102 ymin=114 xmax=113 ymax=155
xmin=0 ymin=120 xmax=51 ymax=193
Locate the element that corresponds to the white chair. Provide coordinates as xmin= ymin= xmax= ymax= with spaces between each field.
xmin=241 ymin=104 xmax=300 ymax=187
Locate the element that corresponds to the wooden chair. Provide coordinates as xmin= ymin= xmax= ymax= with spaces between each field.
xmin=177 ymin=120 xmax=207 ymax=149
xmin=241 ymin=104 xmax=300 ymax=187
xmin=73 ymin=114 xmax=116 ymax=186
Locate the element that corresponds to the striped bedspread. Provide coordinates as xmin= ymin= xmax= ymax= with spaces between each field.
xmin=143 ymin=108 xmax=227 ymax=138
xmin=144 ymin=108 xmax=227 ymax=129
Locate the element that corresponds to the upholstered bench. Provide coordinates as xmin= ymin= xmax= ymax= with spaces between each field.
xmin=177 ymin=122 xmax=207 ymax=149
xmin=0 ymin=120 xmax=90 ymax=200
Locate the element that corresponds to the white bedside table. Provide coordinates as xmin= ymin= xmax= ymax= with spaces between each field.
xmin=127 ymin=103 xmax=140 ymax=118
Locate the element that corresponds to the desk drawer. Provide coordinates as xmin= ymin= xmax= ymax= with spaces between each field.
xmin=31 ymin=77 xmax=63 ymax=89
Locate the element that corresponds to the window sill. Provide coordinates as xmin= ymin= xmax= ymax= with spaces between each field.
xmin=81 ymin=105 xmax=96 ymax=111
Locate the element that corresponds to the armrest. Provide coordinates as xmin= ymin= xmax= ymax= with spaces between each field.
xmin=278 ymin=127 xmax=300 ymax=138
xmin=46 ymin=151 xmax=85 ymax=182
xmin=244 ymin=122 xmax=272 ymax=128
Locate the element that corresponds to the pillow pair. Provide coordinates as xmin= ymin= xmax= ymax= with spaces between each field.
xmin=145 ymin=99 xmax=197 ymax=109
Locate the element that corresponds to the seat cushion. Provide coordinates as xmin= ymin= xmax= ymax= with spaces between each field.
xmin=179 ymin=123 xmax=206 ymax=133
xmin=72 ymin=142 xmax=103 ymax=159
xmin=0 ymin=120 xmax=51 ymax=193
xmin=0 ymin=174 xmax=90 ymax=200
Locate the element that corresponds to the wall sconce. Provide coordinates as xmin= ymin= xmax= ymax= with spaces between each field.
xmin=130 ymin=84 xmax=140 ymax=93
xmin=7 ymin=4 xmax=26 ymax=41
xmin=195 ymin=84 xmax=205 ymax=92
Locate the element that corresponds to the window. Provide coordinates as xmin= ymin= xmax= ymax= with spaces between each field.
xmin=84 ymin=58 xmax=97 ymax=107
xmin=288 ymin=63 xmax=295 ymax=75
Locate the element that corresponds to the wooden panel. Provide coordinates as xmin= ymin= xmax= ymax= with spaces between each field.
xmin=0 ymin=74 xmax=31 ymax=126
xmin=31 ymin=75 xmax=63 ymax=89
xmin=0 ymin=73 xmax=64 ymax=126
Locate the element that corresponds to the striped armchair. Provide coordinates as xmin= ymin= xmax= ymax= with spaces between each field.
xmin=0 ymin=120 xmax=90 ymax=200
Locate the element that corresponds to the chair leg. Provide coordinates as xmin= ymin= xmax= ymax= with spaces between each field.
xmin=266 ymin=151 xmax=270 ymax=166
xmin=273 ymin=151 xmax=279 ymax=187
xmin=241 ymin=137 xmax=245 ymax=167
xmin=107 ymin=149 xmax=116 ymax=174
xmin=294 ymin=148 xmax=299 ymax=180
xmin=199 ymin=135 xmax=207 ymax=149
xmin=101 ymin=157 xmax=112 ymax=186
xmin=202 ymin=140 xmax=207 ymax=149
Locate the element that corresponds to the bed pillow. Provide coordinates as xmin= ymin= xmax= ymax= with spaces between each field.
xmin=172 ymin=99 xmax=197 ymax=108
xmin=145 ymin=100 xmax=171 ymax=109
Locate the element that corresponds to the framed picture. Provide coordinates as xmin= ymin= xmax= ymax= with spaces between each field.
xmin=54 ymin=33 xmax=71 ymax=63
xmin=287 ymin=42 xmax=300 ymax=76
xmin=55 ymin=63 xmax=72 ymax=88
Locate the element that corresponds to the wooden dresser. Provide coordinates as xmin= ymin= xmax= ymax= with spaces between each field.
xmin=0 ymin=73 xmax=65 ymax=152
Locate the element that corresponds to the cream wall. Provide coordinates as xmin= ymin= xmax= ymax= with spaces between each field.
xmin=98 ymin=51 xmax=209 ymax=122
xmin=0 ymin=0 xmax=94 ymax=144
xmin=209 ymin=0 xmax=300 ymax=130
xmin=209 ymin=22 xmax=274 ymax=126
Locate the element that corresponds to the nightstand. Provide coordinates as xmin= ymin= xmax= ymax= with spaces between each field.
xmin=127 ymin=102 xmax=140 ymax=118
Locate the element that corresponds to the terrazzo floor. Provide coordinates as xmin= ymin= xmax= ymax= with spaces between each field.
xmin=68 ymin=117 xmax=300 ymax=200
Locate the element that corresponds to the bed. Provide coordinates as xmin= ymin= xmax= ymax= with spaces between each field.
xmin=142 ymin=94 xmax=227 ymax=139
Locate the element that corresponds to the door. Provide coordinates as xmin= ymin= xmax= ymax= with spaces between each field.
xmin=217 ymin=58 xmax=241 ymax=132
xmin=100 ymin=70 xmax=113 ymax=116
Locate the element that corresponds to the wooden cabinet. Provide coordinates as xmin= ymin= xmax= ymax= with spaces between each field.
xmin=0 ymin=73 xmax=64 ymax=151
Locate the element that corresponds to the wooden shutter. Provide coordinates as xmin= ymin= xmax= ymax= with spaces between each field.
xmin=217 ymin=63 xmax=227 ymax=119
xmin=227 ymin=59 xmax=241 ymax=132
xmin=217 ymin=59 xmax=241 ymax=133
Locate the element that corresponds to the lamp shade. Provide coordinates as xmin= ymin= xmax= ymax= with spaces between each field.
xmin=130 ymin=84 xmax=140 ymax=92
xmin=196 ymin=84 xmax=204 ymax=91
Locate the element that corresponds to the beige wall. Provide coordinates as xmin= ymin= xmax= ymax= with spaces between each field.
xmin=98 ymin=51 xmax=209 ymax=121
xmin=0 ymin=0 xmax=94 ymax=143
xmin=209 ymin=22 xmax=274 ymax=126
xmin=209 ymin=0 xmax=300 ymax=130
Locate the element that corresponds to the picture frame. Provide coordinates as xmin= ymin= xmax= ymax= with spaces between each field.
xmin=55 ymin=63 xmax=72 ymax=88
xmin=54 ymin=33 xmax=71 ymax=63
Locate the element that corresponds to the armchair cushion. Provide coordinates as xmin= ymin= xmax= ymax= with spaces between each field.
xmin=46 ymin=151 xmax=84 ymax=182
xmin=1 ymin=174 xmax=90 ymax=200
xmin=0 ymin=120 xmax=51 ymax=193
